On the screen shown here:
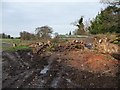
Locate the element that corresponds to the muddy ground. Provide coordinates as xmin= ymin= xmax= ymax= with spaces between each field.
xmin=2 ymin=48 xmax=120 ymax=89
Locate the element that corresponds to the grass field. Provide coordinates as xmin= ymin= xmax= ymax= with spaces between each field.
xmin=2 ymin=39 xmax=21 ymax=44
xmin=1 ymin=38 xmax=52 ymax=51
xmin=1 ymin=39 xmax=32 ymax=51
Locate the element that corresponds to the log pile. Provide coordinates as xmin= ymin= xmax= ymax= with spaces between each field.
xmin=54 ymin=40 xmax=89 ymax=52
xmin=29 ymin=40 xmax=89 ymax=54
xmin=28 ymin=37 xmax=119 ymax=54
xmin=29 ymin=41 xmax=51 ymax=54
xmin=93 ymin=37 xmax=119 ymax=54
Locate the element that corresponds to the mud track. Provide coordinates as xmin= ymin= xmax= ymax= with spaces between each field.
xmin=2 ymin=49 xmax=120 ymax=88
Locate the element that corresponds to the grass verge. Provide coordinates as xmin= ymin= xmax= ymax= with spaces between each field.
xmin=3 ymin=45 xmax=31 ymax=52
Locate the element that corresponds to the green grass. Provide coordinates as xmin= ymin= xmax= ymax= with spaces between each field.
xmin=1 ymin=39 xmax=21 ymax=44
xmin=3 ymin=45 xmax=31 ymax=52
xmin=1 ymin=39 xmax=32 ymax=51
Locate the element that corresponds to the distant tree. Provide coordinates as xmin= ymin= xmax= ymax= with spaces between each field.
xmin=52 ymin=32 xmax=60 ymax=43
xmin=54 ymin=32 xmax=59 ymax=38
xmin=11 ymin=37 xmax=14 ymax=39
xmin=0 ymin=34 xmax=2 ymax=38
xmin=84 ymin=19 xmax=91 ymax=35
xmin=66 ymin=33 xmax=68 ymax=35
xmin=100 ymin=0 xmax=120 ymax=6
xmin=35 ymin=26 xmax=53 ymax=39
xmin=89 ymin=5 xmax=120 ymax=34
xmin=73 ymin=16 xmax=86 ymax=35
xmin=2 ymin=33 xmax=6 ymax=38
xmin=69 ymin=31 xmax=72 ymax=35
xmin=0 ymin=33 xmax=14 ymax=39
xmin=20 ymin=31 xmax=35 ymax=40
xmin=7 ymin=35 xmax=11 ymax=39
xmin=72 ymin=29 xmax=77 ymax=35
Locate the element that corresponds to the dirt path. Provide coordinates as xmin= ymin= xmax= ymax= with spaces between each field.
xmin=2 ymin=43 xmax=12 ymax=47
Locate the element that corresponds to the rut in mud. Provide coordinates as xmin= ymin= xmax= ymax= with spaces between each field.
xmin=2 ymin=50 xmax=72 ymax=88
xmin=2 ymin=49 xmax=120 ymax=88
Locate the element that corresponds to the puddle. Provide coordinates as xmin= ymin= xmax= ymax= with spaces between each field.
xmin=27 ymin=52 xmax=31 ymax=56
xmin=40 ymin=65 xmax=50 ymax=74
xmin=40 ymin=55 xmax=54 ymax=75
xmin=66 ymin=79 xmax=71 ymax=83
xmin=27 ymin=52 xmax=34 ymax=58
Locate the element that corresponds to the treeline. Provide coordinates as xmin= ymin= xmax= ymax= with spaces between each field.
xmin=20 ymin=31 xmax=36 ymax=40
xmin=20 ymin=26 xmax=53 ymax=40
xmin=71 ymin=0 xmax=120 ymax=35
xmin=88 ymin=0 xmax=120 ymax=34
xmin=0 ymin=33 xmax=14 ymax=39
xmin=89 ymin=5 xmax=120 ymax=34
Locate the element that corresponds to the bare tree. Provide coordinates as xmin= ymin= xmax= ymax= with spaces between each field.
xmin=35 ymin=25 xmax=53 ymax=39
xmin=100 ymin=0 xmax=120 ymax=6
xmin=20 ymin=31 xmax=35 ymax=40
xmin=72 ymin=16 xmax=86 ymax=35
xmin=69 ymin=31 xmax=72 ymax=35
xmin=84 ymin=19 xmax=91 ymax=33
xmin=54 ymin=32 xmax=59 ymax=38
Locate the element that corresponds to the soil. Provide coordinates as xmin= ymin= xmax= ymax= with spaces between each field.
xmin=2 ymin=48 xmax=120 ymax=89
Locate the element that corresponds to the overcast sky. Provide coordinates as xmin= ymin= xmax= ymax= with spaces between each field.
xmin=1 ymin=0 xmax=106 ymax=37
